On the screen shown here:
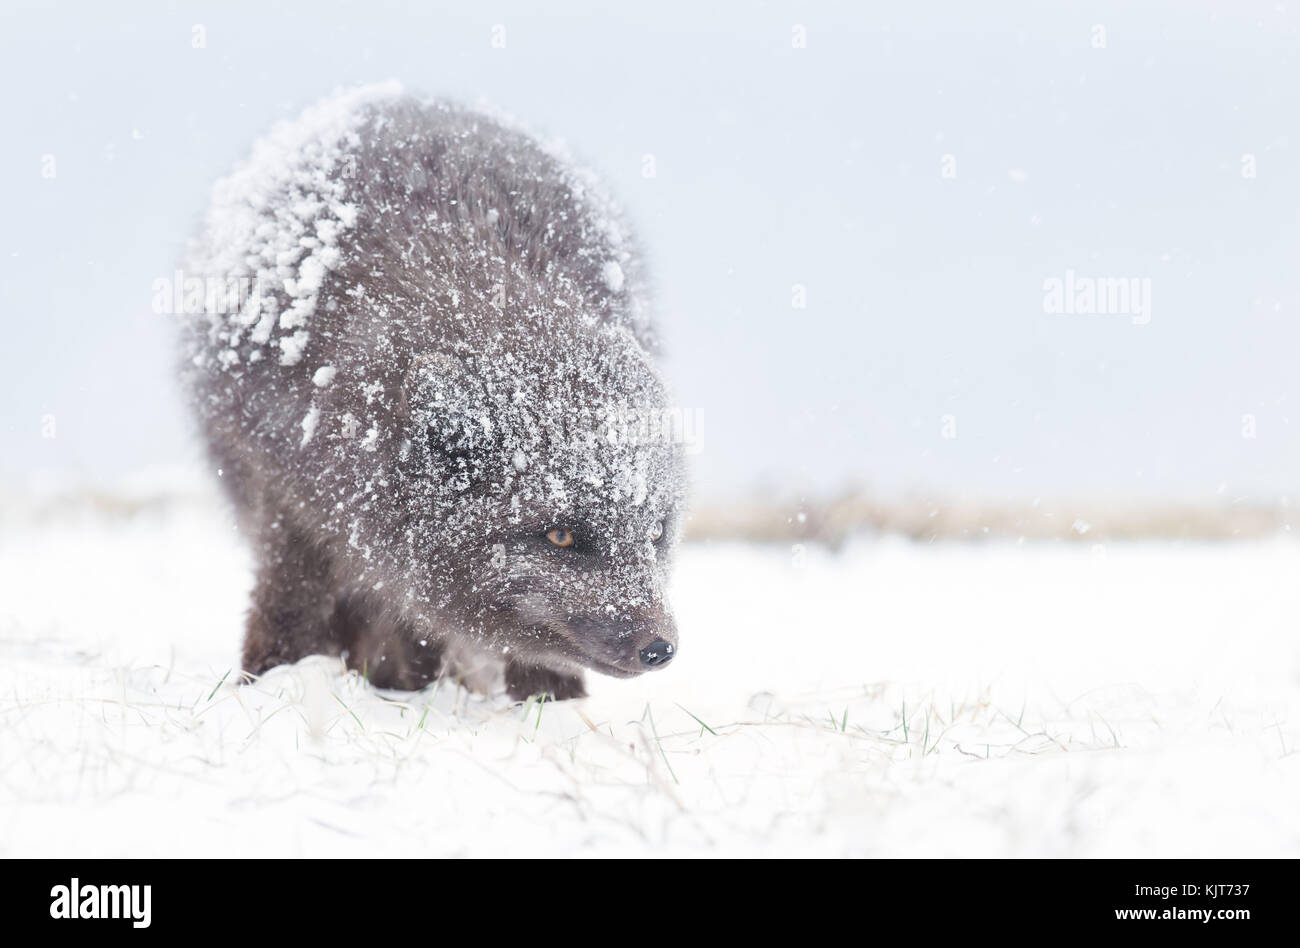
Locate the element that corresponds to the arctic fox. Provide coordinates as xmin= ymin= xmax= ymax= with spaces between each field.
xmin=180 ymin=84 xmax=685 ymax=700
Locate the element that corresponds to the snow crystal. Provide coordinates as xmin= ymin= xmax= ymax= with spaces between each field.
xmin=279 ymin=330 xmax=310 ymax=366
xmin=312 ymin=365 xmax=337 ymax=388
xmin=601 ymin=260 xmax=625 ymax=293
xmin=300 ymin=405 xmax=320 ymax=446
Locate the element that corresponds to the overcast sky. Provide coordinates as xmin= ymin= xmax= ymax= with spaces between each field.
xmin=3 ymin=0 xmax=1298 ymax=504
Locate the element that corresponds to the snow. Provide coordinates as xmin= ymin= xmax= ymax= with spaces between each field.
xmin=300 ymin=405 xmax=320 ymax=446
xmin=601 ymin=260 xmax=625 ymax=293
xmin=184 ymin=81 xmax=403 ymax=368
xmin=2 ymin=495 xmax=1297 ymax=857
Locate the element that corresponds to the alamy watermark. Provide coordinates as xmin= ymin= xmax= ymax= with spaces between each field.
xmin=1043 ymin=269 xmax=1151 ymax=325
xmin=152 ymin=269 xmax=263 ymax=316
xmin=591 ymin=404 xmax=704 ymax=456
xmin=50 ymin=878 xmax=151 ymax=928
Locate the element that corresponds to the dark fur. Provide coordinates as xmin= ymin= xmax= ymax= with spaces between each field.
xmin=183 ymin=91 xmax=685 ymax=700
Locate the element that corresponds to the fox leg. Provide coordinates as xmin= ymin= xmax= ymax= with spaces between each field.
xmin=335 ymin=596 xmax=443 ymax=691
xmin=504 ymin=661 xmax=587 ymax=702
xmin=241 ymin=521 xmax=341 ymax=678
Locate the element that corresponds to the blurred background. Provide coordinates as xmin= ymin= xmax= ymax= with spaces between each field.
xmin=3 ymin=0 xmax=1298 ymax=539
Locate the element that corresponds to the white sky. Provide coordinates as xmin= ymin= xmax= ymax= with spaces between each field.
xmin=2 ymin=0 xmax=1298 ymax=504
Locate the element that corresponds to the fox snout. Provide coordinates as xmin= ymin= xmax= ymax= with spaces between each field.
xmin=563 ymin=611 xmax=678 ymax=677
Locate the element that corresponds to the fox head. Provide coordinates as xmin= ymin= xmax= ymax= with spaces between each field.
xmin=394 ymin=312 xmax=687 ymax=681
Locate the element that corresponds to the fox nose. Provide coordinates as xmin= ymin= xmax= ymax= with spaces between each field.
xmin=639 ymin=640 xmax=675 ymax=668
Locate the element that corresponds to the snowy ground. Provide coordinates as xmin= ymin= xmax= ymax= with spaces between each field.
xmin=2 ymin=497 xmax=1299 ymax=857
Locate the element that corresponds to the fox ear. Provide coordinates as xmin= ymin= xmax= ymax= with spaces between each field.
xmin=403 ymin=352 xmax=500 ymax=488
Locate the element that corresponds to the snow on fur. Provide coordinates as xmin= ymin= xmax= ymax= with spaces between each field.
xmin=179 ymin=86 xmax=687 ymax=689
xmin=186 ymin=81 xmax=402 ymax=365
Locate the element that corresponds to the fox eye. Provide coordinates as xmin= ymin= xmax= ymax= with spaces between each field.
xmin=546 ymin=528 xmax=575 ymax=548
xmin=650 ymin=521 xmax=664 ymax=542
